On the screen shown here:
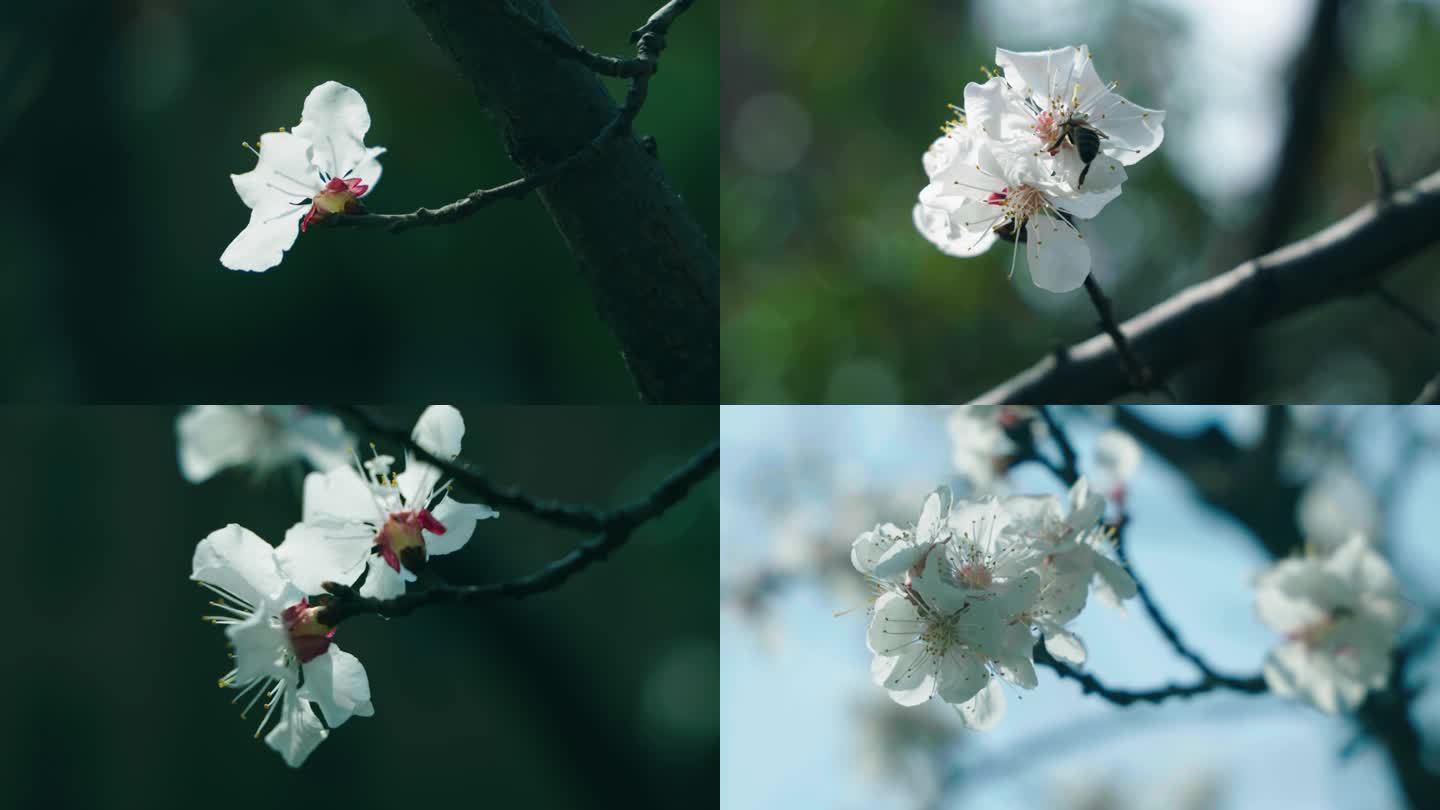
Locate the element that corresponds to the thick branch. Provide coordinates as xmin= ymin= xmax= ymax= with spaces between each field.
xmin=972 ymin=168 xmax=1440 ymax=404
xmin=317 ymin=437 xmax=719 ymax=625
xmin=398 ymin=0 xmax=717 ymax=403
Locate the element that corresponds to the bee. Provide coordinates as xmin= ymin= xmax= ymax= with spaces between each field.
xmin=1043 ymin=114 xmax=1109 ymax=187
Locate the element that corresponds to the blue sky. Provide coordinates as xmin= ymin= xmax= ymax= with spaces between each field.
xmin=721 ymin=406 xmax=1439 ymax=810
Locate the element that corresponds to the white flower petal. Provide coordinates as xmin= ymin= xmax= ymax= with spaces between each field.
xmin=225 ymin=603 xmax=291 ymax=685
xmin=1091 ymin=553 xmax=1138 ymax=604
xmin=880 ymin=646 xmax=938 ymax=706
xmin=1044 ymin=627 xmax=1088 ymax=664
xmin=1095 ymin=430 xmax=1142 ymax=484
xmin=265 ymin=689 xmax=329 ymax=767
xmin=852 ymin=525 xmax=900 ymax=577
xmin=230 ymin=132 xmax=320 ymax=213
xmin=957 ymin=677 xmax=1006 ymax=729
xmin=275 ymin=523 xmax=373 ymax=594
xmin=1254 ymin=558 xmax=1334 ymax=634
xmin=1065 ymin=478 xmax=1105 ymax=530
xmin=936 ymin=650 xmax=988 ymax=705
xmin=176 ymin=406 xmax=266 ymax=483
xmin=291 ymin=81 xmax=378 ymax=184
xmin=358 ymin=556 xmax=409 ymax=600
xmin=220 ymin=206 xmax=307 ymax=272
xmin=1051 ymin=176 xmax=1124 ymax=218
xmin=1025 ymin=214 xmax=1090 ymax=293
xmin=995 ymin=46 xmax=1074 ymax=103
xmin=1089 ymin=97 xmax=1165 ymax=166
xmin=303 ymin=467 xmax=382 ymax=525
xmin=423 ymin=496 xmax=497 ymax=556
xmin=914 ymin=200 xmax=1002 ymax=258
xmin=867 ymin=592 xmax=921 ymax=656
xmin=192 ymin=524 xmax=290 ymax=606
xmin=411 ymin=404 xmax=465 ymax=460
xmin=300 ymin=645 xmax=375 ymax=728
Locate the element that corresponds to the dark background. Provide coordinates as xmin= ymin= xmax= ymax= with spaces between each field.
xmin=0 ymin=0 xmax=717 ymax=402
xmin=0 ymin=405 xmax=718 ymax=807
xmin=721 ymin=0 xmax=1440 ymax=403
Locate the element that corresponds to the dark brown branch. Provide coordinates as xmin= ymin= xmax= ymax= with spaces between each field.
xmin=368 ymin=0 xmax=716 ymax=402
xmin=316 ymin=437 xmax=719 ymax=625
xmin=1034 ymin=643 xmax=1267 ymax=706
xmin=334 ymin=405 xmax=717 ymax=533
xmin=327 ymin=0 xmax=694 ymax=236
xmin=972 ymin=167 xmax=1440 ymax=404
xmin=1375 ymin=286 xmax=1438 ymax=337
xmin=1082 ymin=274 xmax=1170 ymax=398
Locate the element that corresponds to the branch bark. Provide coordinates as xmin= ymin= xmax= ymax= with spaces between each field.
xmin=317 ymin=437 xmax=718 ymax=625
xmin=401 ymin=0 xmax=717 ymax=403
xmin=971 ymin=168 xmax=1440 ymax=404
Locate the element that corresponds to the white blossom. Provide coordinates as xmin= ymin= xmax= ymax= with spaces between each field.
xmin=176 ymin=405 xmax=353 ymax=483
xmin=193 ymin=524 xmax=374 ymax=767
xmin=276 ymin=405 xmax=497 ymax=600
xmin=855 ymin=487 xmax=1044 ymax=728
xmin=1093 ymin=428 xmax=1143 ymax=499
xmin=1296 ymin=467 xmax=1378 ymax=553
xmin=914 ymin=45 xmax=1165 ymax=294
xmin=1254 ymin=533 xmax=1407 ymax=714
xmin=945 ymin=405 xmax=1039 ymax=493
xmin=222 ymin=81 xmax=386 ymax=272
xmin=918 ymin=133 xmax=1117 ymax=292
xmin=1003 ymin=478 xmax=1135 ymax=662
xmin=976 ymin=45 xmax=1165 ymax=190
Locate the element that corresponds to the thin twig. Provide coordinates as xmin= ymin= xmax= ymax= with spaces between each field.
xmin=333 ymin=405 xmax=717 ymax=533
xmin=1082 ymin=274 xmax=1172 ymax=399
xmin=326 ymin=0 xmax=694 ymax=234
xmin=1376 ymin=286 xmax=1438 ymax=337
xmin=1037 ymin=405 xmax=1079 ymax=485
xmin=1414 ymin=373 xmax=1440 ymax=405
xmin=1111 ymin=518 xmax=1257 ymax=685
xmin=316 ymin=437 xmax=719 ymax=626
xmin=1372 ymin=146 xmax=1395 ymax=202
xmin=1033 ymin=411 xmax=1260 ymax=693
xmin=1034 ymin=643 xmax=1267 ymax=706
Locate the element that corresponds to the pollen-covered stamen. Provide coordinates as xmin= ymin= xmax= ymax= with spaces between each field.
xmin=1033 ymin=111 xmax=1057 ymax=146
xmin=373 ymin=508 xmax=447 ymax=573
xmin=282 ymin=598 xmax=337 ymax=664
xmin=985 ymin=184 xmax=1046 ymax=234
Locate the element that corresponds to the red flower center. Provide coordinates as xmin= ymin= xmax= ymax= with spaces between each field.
xmin=300 ymin=177 xmax=369 ymax=232
xmin=282 ymin=598 xmax=337 ymax=663
xmin=373 ymin=508 xmax=447 ymax=572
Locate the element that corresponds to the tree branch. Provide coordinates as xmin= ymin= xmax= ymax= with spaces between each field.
xmin=971 ymin=167 xmax=1440 ymax=404
xmin=372 ymin=0 xmax=717 ymax=402
xmin=1082 ymin=274 xmax=1170 ymax=398
xmin=316 ymin=436 xmax=719 ymax=625
xmin=1034 ymin=642 xmax=1267 ymax=706
xmin=329 ymin=0 xmax=694 ymax=236
xmin=1111 ymin=517 xmax=1254 ymax=684
xmin=333 ymin=404 xmax=717 ymax=533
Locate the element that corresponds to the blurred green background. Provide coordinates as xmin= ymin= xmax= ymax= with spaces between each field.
xmin=721 ymin=0 xmax=1440 ymax=403
xmin=0 ymin=405 xmax=717 ymax=807
xmin=0 ymin=0 xmax=717 ymax=402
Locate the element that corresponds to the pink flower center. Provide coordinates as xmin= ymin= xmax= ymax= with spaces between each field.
xmin=1034 ymin=110 xmax=1057 ymax=147
xmin=374 ymin=508 xmax=447 ymax=572
xmin=959 ymin=562 xmax=993 ymax=589
xmin=282 ymin=599 xmax=336 ymax=664
xmin=300 ymin=177 xmax=369 ymax=232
